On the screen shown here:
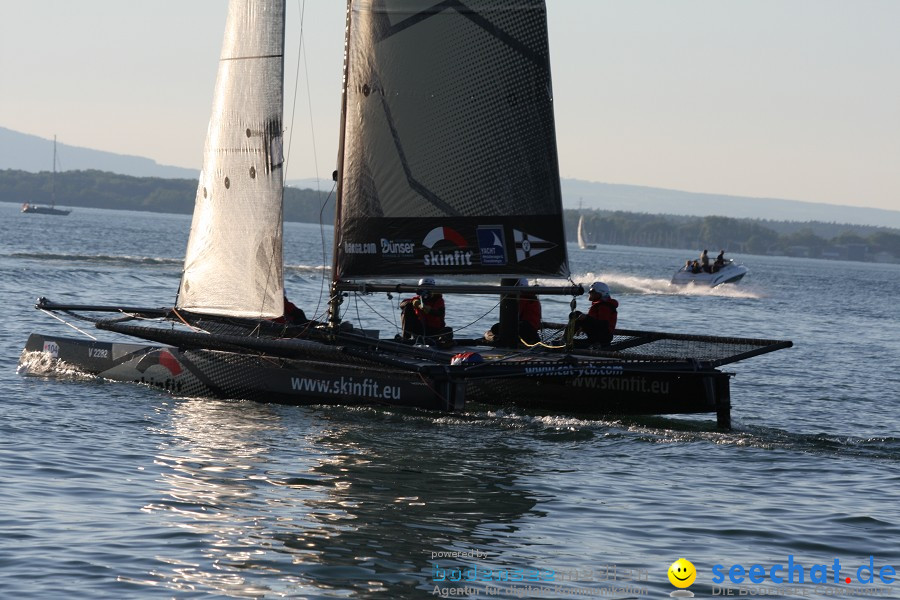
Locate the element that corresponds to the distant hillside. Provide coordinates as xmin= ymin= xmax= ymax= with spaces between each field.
xmin=562 ymin=179 xmax=900 ymax=230
xmin=5 ymin=126 xmax=900 ymax=229
xmin=0 ymin=127 xmax=198 ymax=180
xmin=289 ymin=176 xmax=900 ymax=229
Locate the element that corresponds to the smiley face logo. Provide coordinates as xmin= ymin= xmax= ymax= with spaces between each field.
xmin=668 ymin=558 xmax=697 ymax=588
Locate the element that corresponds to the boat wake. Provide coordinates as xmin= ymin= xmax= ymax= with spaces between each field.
xmin=17 ymin=350 xmax=95 ymax=381
xmin=11 ymin=251 xmax=328 ymax=278
xmin=334 ymin=404 xmax=900 ymax=461
xmin=11 ymin=252 xmax=182 ymax=268
xmin=285 ymin=263 xmax=331 ymax=275
xmin=563 ymin=271 xmax=763 ymax=299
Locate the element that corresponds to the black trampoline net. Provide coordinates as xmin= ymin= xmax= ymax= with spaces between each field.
xmin=539 ymin=324 xmax=792 ymax=367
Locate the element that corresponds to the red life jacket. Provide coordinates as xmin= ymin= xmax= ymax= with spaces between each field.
xmin=413 ymin=294 xmax=445 ymax=330
xmin=519 ymin=294 xmax=541 ymax=331
xmin=587 ymin=297 xmax=618 ymax=334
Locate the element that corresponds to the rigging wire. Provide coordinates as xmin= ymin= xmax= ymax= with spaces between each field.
xmin=284 ymin=0 xmax=337 ymax=329
xmin=284 ymin=0 xmax=318 ymax=180
xmin=350 ymin=293 xmax=400 ymax=335
xmin=38 ymin=309 xmax=97 ymax=340
xmin=312 ymin=183 xmax=336 ymax=324
xmin=448 ymin=300 xmax=501 ymax=335
xmin=299 ymin=0 xmax=321 ymax=187
xmin=345 ymin=290 xmax=502 ymax=339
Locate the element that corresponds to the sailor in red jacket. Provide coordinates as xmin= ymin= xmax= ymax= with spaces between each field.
xmin=574 ymin=281 xmax=618 ymax=346
xmin=516 ymin=278 xmax=542 ymax=344
xmin=485 ymin=277 xmax=542 ymax=345
xmin=272 ymin=295 xmax=308 ymax=325
xmin=399 ymin=277 xmax=451 ymax=342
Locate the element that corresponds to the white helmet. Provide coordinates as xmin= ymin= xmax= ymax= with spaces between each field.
xmin=589 ymin=281 xmax=610 ymax=297
xmin=516 ymin=277 xmax=529 ymax=287
xmin=418 ymin=277 xmax=435 ymax=286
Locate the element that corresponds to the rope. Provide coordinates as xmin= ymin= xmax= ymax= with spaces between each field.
xmin=38 ymin=309 xmax=97 ymax=340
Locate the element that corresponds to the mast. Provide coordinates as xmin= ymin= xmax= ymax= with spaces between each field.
xmin=328 ymin=0 xmax=355 ymax=330
xmin=51 ymin=135 xmax=57 ymax=209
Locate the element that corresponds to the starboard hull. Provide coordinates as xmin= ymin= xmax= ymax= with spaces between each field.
xmin=21 ymin=332 xmax=734 ymax=427
xmin=467 ymin=365 xmax=730 ymax=421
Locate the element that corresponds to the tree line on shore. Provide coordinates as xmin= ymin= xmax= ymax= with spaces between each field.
xmin=567 ymin=211 xmax=900 ymax=262
xmin=3 ymin=169 xmax=334 ymax=224
xmin=4 ymin=168 xmax=899 ymax=262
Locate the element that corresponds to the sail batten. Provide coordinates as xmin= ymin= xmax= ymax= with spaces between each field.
xmin=335 ymin=0 xmax=569 ymax=279
xmin=177 ymin=0 xmax=286 ymax=319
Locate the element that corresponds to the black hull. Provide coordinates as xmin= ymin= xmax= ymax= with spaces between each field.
xmin=22 ymin=333 xmax=450 ymax=411
xmin=22 ymin=332 xmax=734 ymax=428
xmin=22 ymin=205 xmax=71 ymax=216
xmin=467 ymin=366 xmax=730 ymax=419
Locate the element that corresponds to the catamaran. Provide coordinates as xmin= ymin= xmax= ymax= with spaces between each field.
xmin=19 ymin=0 xmax=790 ymax=428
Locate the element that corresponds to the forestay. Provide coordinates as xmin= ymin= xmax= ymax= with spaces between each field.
xmin=177 ymin=0 xmax=286 ymax=318
xmin=334 ymin=0 xmax=568 ymax=279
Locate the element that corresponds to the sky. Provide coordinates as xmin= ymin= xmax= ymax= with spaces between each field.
xmin=2 ymin=0 xmax=899 ymax=212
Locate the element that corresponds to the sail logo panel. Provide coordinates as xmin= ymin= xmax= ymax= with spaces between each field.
xmin=335 ymin=0 xmax=569 ymax=280
xmin=337 ymin=216 xmax=562 ymax=276
xmin=476 ymin=225 xmax=507 ymax=266
xmin=513 ymin=229 xmax=554 ymax=262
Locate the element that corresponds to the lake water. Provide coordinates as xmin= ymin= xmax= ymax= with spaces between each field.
xmin=3 ymin=201 xmax=900 ymax=599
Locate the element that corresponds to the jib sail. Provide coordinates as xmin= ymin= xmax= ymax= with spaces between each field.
xmin=177 ymin=0 xmax=286 ymax=318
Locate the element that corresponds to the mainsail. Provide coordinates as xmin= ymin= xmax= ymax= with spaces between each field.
xmin=177 ymin=0 xmax=286 ymax=319
xmin=334 ymin=0 xmax=569 ymax=279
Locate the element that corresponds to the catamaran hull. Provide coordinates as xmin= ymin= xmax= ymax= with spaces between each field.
xmin=22 ymin=333 xmax=733 ymax=427
xmin=21 ymin=333 xmax=450 ymax=411
xmin=468 ymin=367 xmax=730 ymax=421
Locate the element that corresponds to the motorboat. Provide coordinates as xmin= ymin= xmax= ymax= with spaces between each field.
xmin=671 ymin=259 xmax=748 ymax=287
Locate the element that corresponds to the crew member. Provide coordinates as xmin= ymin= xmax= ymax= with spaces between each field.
xmin=517 ymin=278 xmax=542 ymax=344
xmin=574 ymin=281 xmax=618 ymax=346
xmin=273 ymin=295 xmax=308 ymax=325
xmin=400 ymin=278 xmax=451 ymax=343
xmin=485 ymin=278 xmax=542 ymax=345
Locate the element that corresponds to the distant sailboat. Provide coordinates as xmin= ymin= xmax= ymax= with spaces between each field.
xmin=21 ymin=136 xmax=71 ymax=216
xmin=577 ymin=214 xmax=596 ymax=249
